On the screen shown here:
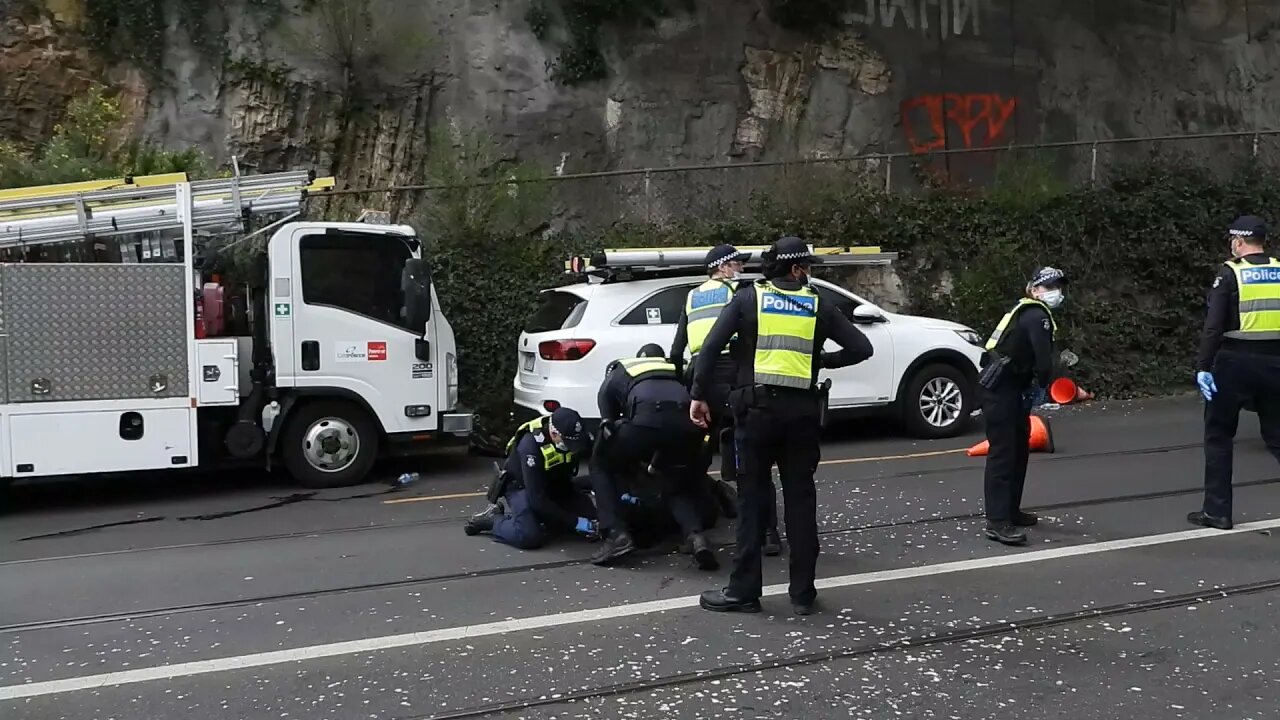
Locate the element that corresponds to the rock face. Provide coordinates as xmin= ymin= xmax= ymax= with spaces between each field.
xmin=3 ymin=0 xmax=1279 ymax=200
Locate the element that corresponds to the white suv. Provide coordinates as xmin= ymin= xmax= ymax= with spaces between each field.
xmin=513 ymin=272 xmax=985 ymax=439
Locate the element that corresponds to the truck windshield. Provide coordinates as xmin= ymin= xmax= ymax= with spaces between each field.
xmin=299 ymin=231 xmax=415 ymax=331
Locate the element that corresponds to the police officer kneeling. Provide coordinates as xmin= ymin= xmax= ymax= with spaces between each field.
xmin=590 ymin=344 xmax=719 ymax=570
xmin=465 ymin=407 xmax=597 ymax=549
xmin=691 ymin=236 xmax=874 ymax=615
xmin=978 ymin=267 xmax=1065 ymax=546
xmin=1192 ymin=215 xmax=1280 ymax=530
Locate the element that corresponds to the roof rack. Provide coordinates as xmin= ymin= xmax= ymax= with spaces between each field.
xmin=0 ymin=170 xmax=335 ymax=249
xmin=565 ymin=245 xmax=898 ymax=281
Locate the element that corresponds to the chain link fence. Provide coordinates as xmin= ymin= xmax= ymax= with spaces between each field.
xmin=323 ymin=131 xmax=1280 ymax=230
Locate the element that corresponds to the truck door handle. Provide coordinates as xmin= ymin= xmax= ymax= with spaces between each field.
xmin=301 ymin=341 xmax=320 ymax=371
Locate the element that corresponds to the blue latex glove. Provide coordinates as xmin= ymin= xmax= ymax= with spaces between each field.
xmin=1197 ymin=371 xmax=1217 ymax=402
xmin=575 ymin=517 xmax=597 ymax=535
xmin=620 ymin=493 xmax=640 ymax=506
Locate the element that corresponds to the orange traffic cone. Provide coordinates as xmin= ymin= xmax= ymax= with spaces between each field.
xmin=1048 ymin=378 xmax=1094 ymax=405
xmin=967 ymin=414 xmax=1056 ymax=457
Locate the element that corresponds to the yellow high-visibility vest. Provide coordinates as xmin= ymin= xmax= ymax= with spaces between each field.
xmin=505 ymin=417 xmax=574 ymax=468
xmin=984 ymin=298 xmax=1058 ymax=351
xmin=1225 ymin=257 xmax=1280 ymax=340
xmin=753 ymin=281 xmax=819 ymax=389
xmin=685 ymin=279 xmax=737 ymax=355
xmin=615 ymin=356 xmax=679 ymax=381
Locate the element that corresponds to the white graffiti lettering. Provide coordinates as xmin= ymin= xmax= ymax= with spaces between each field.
xmin=845 ymin=0 xmax=983 ymax=37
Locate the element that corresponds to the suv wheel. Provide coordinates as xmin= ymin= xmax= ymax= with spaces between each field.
xmin=901 ymin=363 xmax=972 ymax=439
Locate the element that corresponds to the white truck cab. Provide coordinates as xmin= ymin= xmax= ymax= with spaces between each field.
xmin=0 ymin=170 xmax=471 ymax=488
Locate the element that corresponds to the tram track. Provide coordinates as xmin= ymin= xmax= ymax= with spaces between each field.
xmin=410 ymin=574 xmax=1280 ymax=719
xmin=1 ymin=440 xmax=1205 ymax=566
xmin=5 ymin=468 xmax=1275 ymax=636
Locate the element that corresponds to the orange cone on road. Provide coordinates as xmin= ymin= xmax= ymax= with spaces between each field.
xmin=1048 ymin=377 xmax=1094 ymax=405
xmin=967 ymin=414 xmax=1056 ymax=457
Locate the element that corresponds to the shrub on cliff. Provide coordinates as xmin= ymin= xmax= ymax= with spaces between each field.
xmin=422 ymin=154 xmax=1278 ymax=450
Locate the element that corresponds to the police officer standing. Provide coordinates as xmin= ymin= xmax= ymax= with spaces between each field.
xmin=691 ymin=236 xmax=873 ymax=615
xmin=670 ymin=243 xmax=783 ymax=555
xmin=1192 ymin=215 xmax=1280 ymax=530
xmin=465 ymin=407 xmax=597 ymax=549
xmin=978 ymin=267 xmax=1066 ymax=546
xmin=590 ymin=344 xmax=719 ymax=569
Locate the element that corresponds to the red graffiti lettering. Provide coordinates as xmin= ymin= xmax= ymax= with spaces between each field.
xmin=900 ymin=93 xmax=1018 ymax=154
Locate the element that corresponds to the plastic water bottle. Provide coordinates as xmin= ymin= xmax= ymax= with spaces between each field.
xmin=394 ymin=472 xmax=419 ymax=487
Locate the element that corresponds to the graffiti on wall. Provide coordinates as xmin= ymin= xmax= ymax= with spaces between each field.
xmin=845 ymin=0 xmax=984 ymax=37
xmin=900 ymin=93 xmax=1018 ymax=154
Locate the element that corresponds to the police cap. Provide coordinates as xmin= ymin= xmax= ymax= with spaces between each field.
xmin=767 ymin=236 xmax=822 ymax=265
xmin=636 ymin=343 xmax=665 ymax=358
xmin=549 ymin=407 xmax=592 ymax=452
xmin=1229 ymin=215 xmax=1268 ymax=242
xmin=1029 ymin=266 xmax=1068 ymax=289
xmin=705 ymin=244 xmax=749 ymax=271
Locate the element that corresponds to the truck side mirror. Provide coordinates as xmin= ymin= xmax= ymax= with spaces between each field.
xmin=402 ymin=258 xmax=432 ymax=334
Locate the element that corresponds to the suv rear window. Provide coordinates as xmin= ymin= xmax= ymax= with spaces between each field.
xmin=524 ymin=291 xmax=587 ymax=332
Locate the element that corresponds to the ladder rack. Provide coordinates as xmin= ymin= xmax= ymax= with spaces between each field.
xmin=0 ymin=170 xmax=336 ymax=249
xmin=566 ymin=245 xmax=898 ymax=279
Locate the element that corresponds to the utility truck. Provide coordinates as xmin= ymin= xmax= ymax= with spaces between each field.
xmin=0 ymin=169 xmax=471 ymax=488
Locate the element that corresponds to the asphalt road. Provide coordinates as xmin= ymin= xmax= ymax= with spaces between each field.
xmin=3 ymin=396 xmax=1280 ymax=719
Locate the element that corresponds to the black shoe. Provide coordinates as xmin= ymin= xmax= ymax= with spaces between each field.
xmin=689 ymin=532 xmax=719 ymax=571
xmin=792 ymin=600 xmax=815 ymax=616
xmin=764 ymin=528 xmax=783 ymax=556
xmin=1013 ymin=511 xmax=1039 ymax=527
xmin=700 ymin=588 xmax=762 ymax=613
xmin=984 ymin=522 xmax=1027 ymax=546
xmin=711 ymin=478 xmax=738 ymax=519
xmin=591 ymin=530 xmax=636 ymax=566
xmin=1187 ymin=511 xmax=1233 ymax=530
xmin=464 ymin=504 xmax=499 ymax=536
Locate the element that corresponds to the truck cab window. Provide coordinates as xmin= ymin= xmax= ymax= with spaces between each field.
xmin=300 ymin=231 xmax=414 ymax=331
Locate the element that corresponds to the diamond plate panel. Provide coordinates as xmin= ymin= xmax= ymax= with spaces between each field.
xmin=4 ymin=264 xmax=189 ymax=402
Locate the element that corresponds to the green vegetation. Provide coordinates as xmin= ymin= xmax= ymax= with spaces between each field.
xmin=520 ymin=0 xmax=673 ymax=85
xmin=417 ymin=153 xmax=1278 ymax=448
xmin=0 ymin=86 xmax=207 ymax=189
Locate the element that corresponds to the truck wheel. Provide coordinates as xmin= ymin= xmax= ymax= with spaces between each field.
xmin=282 ymin=400 xmax=380 ymax=488
xmin=901 ymin=363 xmax=972 ymax=439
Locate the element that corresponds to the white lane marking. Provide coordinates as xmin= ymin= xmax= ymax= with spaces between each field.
xmin=4 ymin=517 xmax=1279 ymax=700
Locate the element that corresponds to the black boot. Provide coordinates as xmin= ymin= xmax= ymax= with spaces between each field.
xmin=688 ymin=532 xmax=719 ymax=570
xmin=1013 ymin=511 xmax=1039 ymax=527
xmin=700 ymin=588 xmax=762 ymax=613
xmin=984 ymin=522 xmax=1027 ymax=546
xmin=591 ymin=530 xmax=636 ymax=566
xmin=464 ymin=504 xmax=499 ymax=536
xmin=764 ymin=527 xmax=783 ymax=556
xmin=1187 ymin=511 xmax=1232 ymax=530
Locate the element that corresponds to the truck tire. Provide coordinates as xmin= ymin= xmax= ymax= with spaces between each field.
xmin=281 ymin=400 xmax=380 ymax=488
xmin=900 ymin=363 xmax=973 ymax=439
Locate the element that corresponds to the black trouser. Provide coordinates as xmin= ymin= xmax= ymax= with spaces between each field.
xmin=698 ymin=365 xmax=778 ymax=533
xmin=589 ymin=420 xmax=705 ymax=538
xmin=729 ymin=385 xmax=821 ymax=605
xmin=1204 ymin=349 xmax=1280 ymax=519
xmin=982 ymin=376 xmax=1031 ymax=524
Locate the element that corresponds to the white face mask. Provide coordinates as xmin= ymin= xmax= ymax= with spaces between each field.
xmin=1039 ymin=289 xmax=1064 ymax=309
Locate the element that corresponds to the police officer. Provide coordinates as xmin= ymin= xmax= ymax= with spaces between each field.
xmin=465 ymin=407 xmax=597 ymax=549
xmin=1193 ymin=215 xmax=1280 ymax=530
xmin=978 ymin=266 xmax=1066 ymax=546
xmin=590 ymin=344 xmax=719 ymax=570
xmin=670 ymin=243 xmax=784 ymax=555
xmin=691 ymin=236 xmax=874 ymax=615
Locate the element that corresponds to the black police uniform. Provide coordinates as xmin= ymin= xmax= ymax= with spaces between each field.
xmin=467 ymin=409 xmax=596 ymax=549
xmin=1193 ymin=216 xmax=1280 ymax=529
xmin=693 ymin=238 xmax=873 ymax=614
xmin=590 ymin=355 xmax=717 ymax=569
xmin=979 ymin=273 xmax=1061 ymax=545
xmin=670 ymin=253 xmax=782 ymax=553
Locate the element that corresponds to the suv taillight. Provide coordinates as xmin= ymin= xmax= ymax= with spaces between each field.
xmin=538 ymin=339 xmax=595 ymax=361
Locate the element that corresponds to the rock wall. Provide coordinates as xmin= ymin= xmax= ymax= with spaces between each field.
xmin=3 ymin=0 xmax=1279 ymax=208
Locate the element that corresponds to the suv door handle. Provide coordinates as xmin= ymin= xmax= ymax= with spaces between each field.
xmin=301 ymin=341 xmax=320 ymax=371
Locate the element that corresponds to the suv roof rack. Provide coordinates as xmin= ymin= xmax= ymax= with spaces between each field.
xmin=565 ymin=245 xmax=897 ymax=283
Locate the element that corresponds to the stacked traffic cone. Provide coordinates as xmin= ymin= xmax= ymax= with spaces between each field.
xmin=967 ymin=414 xmax=1055 ymax=457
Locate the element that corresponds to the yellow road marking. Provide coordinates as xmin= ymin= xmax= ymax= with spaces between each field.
xmin=381 ymin=446 xmax=972 ymax=505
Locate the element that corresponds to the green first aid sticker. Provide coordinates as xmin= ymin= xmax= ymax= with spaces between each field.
xmin=274 ymin=303 xmax=291 ymax=317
